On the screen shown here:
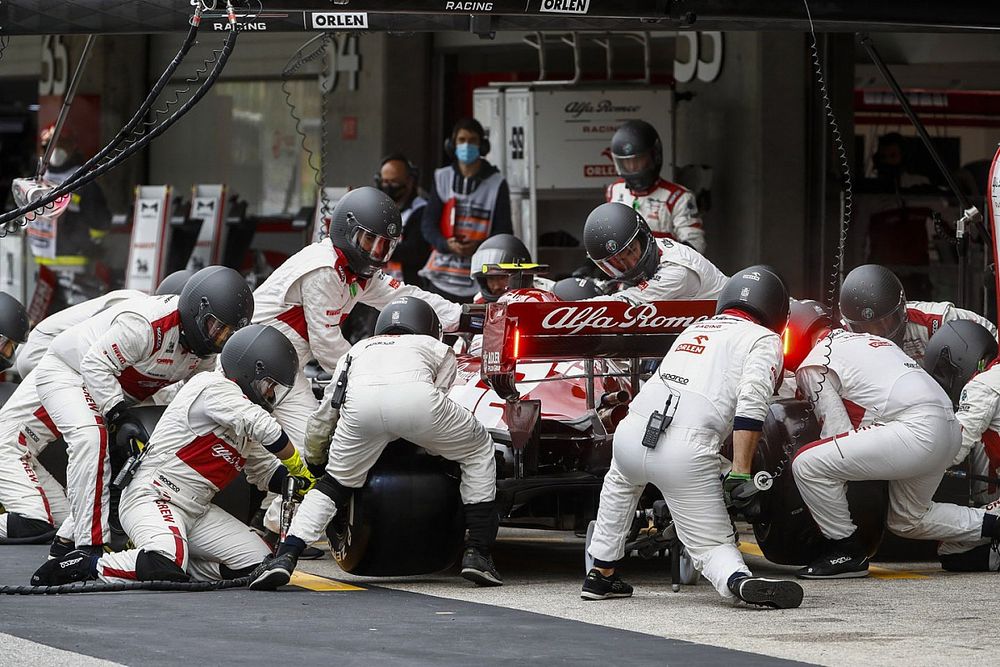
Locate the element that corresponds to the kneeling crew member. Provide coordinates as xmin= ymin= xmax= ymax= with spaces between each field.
xmin=249 ymin=296 xmax=501 ymax=590
xmin=583 ymin=267 xmax=804 ymax=609
xmin=33 ymin=325 xmax=315 ymax=585
xmin=921 ymin=321 xmax=1000 ymax=572
xmin=788 ymin=301 xmax=1000 ymax=578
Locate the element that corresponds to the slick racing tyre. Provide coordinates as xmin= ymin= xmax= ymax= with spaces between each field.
xmin=327 ymin=442 xmax=465 ymax=576
xmin=751 ymin=399 xmax=888 ymax=566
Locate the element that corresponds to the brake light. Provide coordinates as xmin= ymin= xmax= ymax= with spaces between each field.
xmin=782 ymin=326 xmax=791 ymax=356
xmin=512 ymin=327 xmax=520 ymax=359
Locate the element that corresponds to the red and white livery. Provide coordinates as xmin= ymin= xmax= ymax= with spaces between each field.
xmin=606 ymin=179 xmax=705 ymax=253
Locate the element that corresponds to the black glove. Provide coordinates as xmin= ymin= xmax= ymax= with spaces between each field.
xmin=724 ymin=472 xmax=762 ymax=521
xmin=106 ymin=402 xmax=150 ymax=456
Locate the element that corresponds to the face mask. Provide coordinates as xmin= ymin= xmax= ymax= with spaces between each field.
xmin=455 ymin=142 xmax=480 ymax=165
xmin=380 ymin=182 xmax=406 ymax=200
xmin=48 ymin=147 xmax=69 ymax=169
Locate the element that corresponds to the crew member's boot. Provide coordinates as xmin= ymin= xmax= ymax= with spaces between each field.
xmin=797 ymin=532 xmax=870 ymax=579
xmin=31 ymin=550 xmax=98 ymax=586
xmin=460 ymin=501 xmax=502 ymax=587
xmin=248 ymin=537 xmax=304 ymax=591
xmin=728 ymin=572 xmax=804 ymax=609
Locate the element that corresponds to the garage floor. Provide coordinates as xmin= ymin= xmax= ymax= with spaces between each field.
xmin=1 ymin=528 xmax=996 ymax=666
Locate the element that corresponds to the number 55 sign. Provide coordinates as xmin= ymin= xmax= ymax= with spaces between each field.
xmin=674 ymin=32 xmax=724 ymax=84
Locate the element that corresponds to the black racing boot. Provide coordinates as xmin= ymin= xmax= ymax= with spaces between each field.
xmin=32 ymin=550 xmax=98 ymax=586
xmin=48 ymin=536 xmax=76 ymax=560
xmin=728 ymin=573 xmax=803 ymax=609
xmin=581 ymin=568 xmax=633 ymax=600
xmin=797 ymin=533 xmax=870 ymax=579
xmin=248 ymin=537 xmax=304 ymax=591
xmin=261 ymin=529 xmax=325 ymax=560
xmin=461 ymin=501 xmax=503 ymax=587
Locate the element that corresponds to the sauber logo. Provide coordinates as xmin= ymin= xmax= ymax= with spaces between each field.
xmin=211 ymin=443 xmax=245 ymax=470
xmin=540 ymin=304 xmax=707 ymax=335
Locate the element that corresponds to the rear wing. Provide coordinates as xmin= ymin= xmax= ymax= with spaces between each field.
xmin=481 ymin=300 xmax=716 ymax=400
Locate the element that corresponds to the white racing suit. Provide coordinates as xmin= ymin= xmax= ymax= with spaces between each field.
xmin=34 ymin=295 xmax=216 ymax=548
xmin=253 ymin=239 xmax=462 ymax=531
xmin=14 ymin=289 xmax=144 ymax=378
xmin=901 ymin=301 xmax=997 ymax=363
xmin=606 ymin=179 xmax=706 ymax=254
xmin=588 ymin=312 xmax=782 ymax=599
xmin=792 ymin=329 xmax=986 ymax=545
xmin=588 ymin=238 xmax=727 ymax=306
xmin=288 ymin=334 xmax=497 ymax=549
xmin=0 ymin=372 xmax=70 ymax=540
xmin=251 ymin=238 xmax=463 ymax=450
xmin=95 ymin=373 xmax=280 ymax=582
xmin=937 ymin=364 xmax=1000 ymax=570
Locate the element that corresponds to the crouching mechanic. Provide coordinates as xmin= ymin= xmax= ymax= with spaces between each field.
xmin=583 ymin=267 xmax=804 ymax=609
xmin=581 ymin=203 xmax=726 ymax=305
xmin=34 ymin=266 xmax=253 ymax=556
xmin=920 ymin=321 xmax=1000 ymax=572
xmin=787 ymin=300 xmax=1000 ymax=578
xmin=32 ymin=325 xmax=315 ymax=585
xmin=14 ymin=269 xmax=193 ymax=378
xmin=249 ymin=296 xmax=501 ymax=590
xmin=0 ymin=293 xmax=66 ymax=544
xmin=839 ymin=263 xmax=996 ymax=363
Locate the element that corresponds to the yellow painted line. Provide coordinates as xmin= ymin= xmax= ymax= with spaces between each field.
xmin=289 ymin=571 xmax=365 ymax=591
xmin=737 ymin=542 xmax=928 ymax=580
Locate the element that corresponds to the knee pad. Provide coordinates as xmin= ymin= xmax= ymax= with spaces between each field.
xmin=316 ymin=473 xmax=352 ymax=507
xmin=3 ymin=514 xmax=56 ymax=543
xmin=135 ymin=549 xmax=190 ymax=582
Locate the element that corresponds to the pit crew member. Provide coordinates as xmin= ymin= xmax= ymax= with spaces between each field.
xmin=249 ymin=296 xmax=501 ymax=590
xmin=839 ymin=263 xmax=996 ymax=363
xmin=787 ymin=301 xmax=999 ymax=578
xmin=32 ymin=325 xmax=315 ymax=585
xmin=31 ymin=266 xmax=253 ymax=554
xmin=583 ymin=266 xmax=804 ymax=609
xmin=605 ymin=120 xmax=705 ymax=253
xmin=582 ymin=203 xmax=726 ymax=305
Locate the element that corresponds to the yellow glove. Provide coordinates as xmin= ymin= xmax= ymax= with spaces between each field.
xmin=280 ymin=449 xmax=318 ymax=497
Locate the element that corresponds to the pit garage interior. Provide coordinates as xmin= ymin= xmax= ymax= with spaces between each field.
xmin=1 ymin=2 xmax=1000 ymax=666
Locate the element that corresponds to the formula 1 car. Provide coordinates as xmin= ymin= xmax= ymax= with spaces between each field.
xmin=325 ymin=293 xmax=718 ymax=576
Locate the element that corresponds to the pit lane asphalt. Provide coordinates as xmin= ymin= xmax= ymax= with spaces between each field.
xmin=0 ymin=543 xmax=806 ymax=666
xmin=2 ymin=527 xmax=996 ymax=666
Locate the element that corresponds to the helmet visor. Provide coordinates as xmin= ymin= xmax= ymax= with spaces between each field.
xmin=350 ymin=226 xmax=399 ymax=265
xmin=252 ymin=376 xmax=293 ymax=411
xmin=592 ymin=229 xmax=647 ymax=278
xmin=612 ymin=151 xmax=654 ymax=179
xmin=0 ymin=336 xmax=17 ymax=370
xmin=201 ymin=314 xmax=238 ymax=353
xmin=842 ymin=301 xmax=907 ymax=342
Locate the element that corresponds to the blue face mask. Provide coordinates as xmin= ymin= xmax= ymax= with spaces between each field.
xmin=455 ymin=142 xmax=480 ymax=165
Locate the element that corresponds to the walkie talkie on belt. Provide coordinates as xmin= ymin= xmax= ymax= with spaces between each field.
xmin=642 ymin=390 xmax=681 ymax=450
xmin=329 ymin=355 xmax=352 ymax=410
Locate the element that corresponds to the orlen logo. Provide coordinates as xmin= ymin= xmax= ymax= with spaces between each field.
xmin=540 ymin=0 xmax=590 ymax=14
xmin=540 ymin=304 xmax=707 ymax=335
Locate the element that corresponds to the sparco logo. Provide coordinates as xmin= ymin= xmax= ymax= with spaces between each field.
xmin=158 ymin=475 xmax=181 ymax=492
xmin=660 ymin=372 xmax=689 ymax=385
xmin=540 ymin=0 xmax=590 ymax=13
xmin=540 ymin=304 xmax=707 ymax=335
xmin=564 ymin=100 xmax=641 ymax=119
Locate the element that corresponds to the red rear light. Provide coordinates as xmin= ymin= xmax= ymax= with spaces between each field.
xmin=512 ymin=327 xmax=520 ymax=359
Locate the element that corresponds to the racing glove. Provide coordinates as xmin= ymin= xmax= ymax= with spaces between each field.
xmin=280 ymin=449 xmax=318 ymax=498
xmin=304 ymin=406 xmax=338 ymax=468
xmin=105 ymin=401 xmax=150 ymax=456
xmin=723 ymin=472 xmax=762 ymax=521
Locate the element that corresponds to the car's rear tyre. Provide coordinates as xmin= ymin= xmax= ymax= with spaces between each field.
xmin=327 ymin=442 xmax=465 ymax=576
